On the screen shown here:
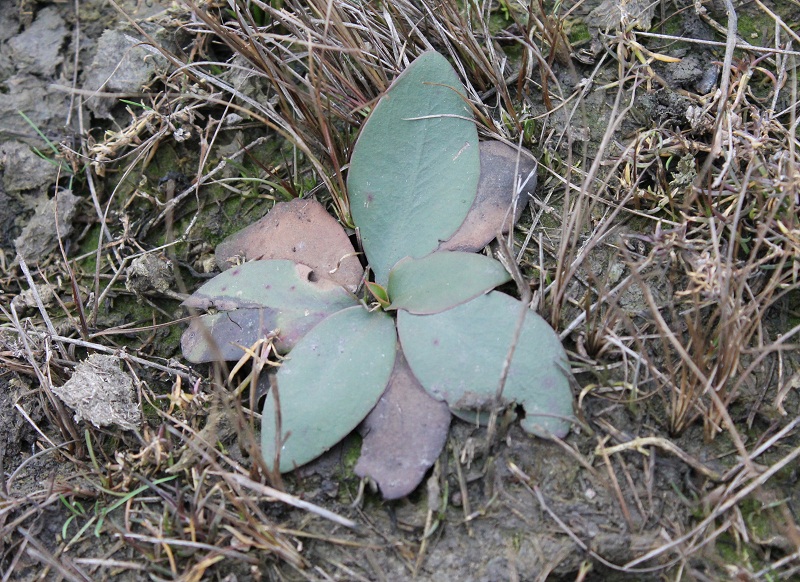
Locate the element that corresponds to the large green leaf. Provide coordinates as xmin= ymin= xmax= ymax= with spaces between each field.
xmin=262 ymin=306 xmax=397 ymax=473
xmin=397 ymin=292 xmax=573 ymax=438
xmin=387 ymin=251 xmax=511 ymax=314
xmin=347 ymin=51 xmax=480 ymax=285
xmin=182 ymin=260 xmax=356 ymax=312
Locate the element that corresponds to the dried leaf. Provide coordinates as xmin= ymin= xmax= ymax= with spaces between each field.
xmin=438 ymin=141 xmax=537 ymax=253
xmin=355 ymin=349 xmax=451 ymax=499
xmin=215 ymin=198 xmax=363 ymax=292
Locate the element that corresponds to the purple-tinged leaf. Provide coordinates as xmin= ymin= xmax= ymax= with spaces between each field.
xmin=216 ymin=198 xmax=363 ymax=292
xmin=438 ymin=141 xmax=537 ymax=253
xmin=355 ymin=349 xmax=451 ymax=499
xmin=181 ymin=307 xmax=332 ymax=363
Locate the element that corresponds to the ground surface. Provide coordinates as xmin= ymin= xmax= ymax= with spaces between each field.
xmin=1 ymin=1 xmax=799 ymax=581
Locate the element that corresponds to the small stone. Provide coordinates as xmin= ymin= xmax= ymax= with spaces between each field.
xmin=14 ymin=189 xmax=80 ymax=264
xmin=52 ymin=354 xmax=142 ymax=431
xmin=125 ymin=253 xmax=174 ymax=296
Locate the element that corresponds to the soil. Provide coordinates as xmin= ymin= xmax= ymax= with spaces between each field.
xmin=1 ymin=1 xmax=799 ymax=581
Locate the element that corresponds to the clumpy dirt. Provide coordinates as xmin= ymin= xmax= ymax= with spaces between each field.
xmin=51 ymin=354 xmax=142 ymax=431
xmin=276 ymin=418 xmax=693 ymax=580
xmin=0 ymin=375 xmax=44 ymax=480
xmin=13 ymin=189 xmax=80 ymax=264
xmin=1 ymin=0 xmax=799 ymax=581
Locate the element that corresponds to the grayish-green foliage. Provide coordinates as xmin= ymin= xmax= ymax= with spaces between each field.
xmin=398 ymin=292 xmax=574 ymax=438
xmin=261 ymin=307 xmax=397 ymax=473
xmin=183 ymin=260 xmax=356 ymax=313
xmin=181 ymin=51 xmax=574 ymax=499
xmin=347 ymin=51 xmax=480 ymax=285
xmin=387 ymin=251 xmax=511 ymax=314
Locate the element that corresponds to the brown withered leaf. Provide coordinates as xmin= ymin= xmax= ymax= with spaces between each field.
xmin=355 ymin=349 xmax=451 ymax=500
xmin=438 ymin=141 xmax=537 ymax=252
xmin=181 ymin=307 xmax=331 ymax=363
xmin=215 ymin=198 xmax=363 ymax=292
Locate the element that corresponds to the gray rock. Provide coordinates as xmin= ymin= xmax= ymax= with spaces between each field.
xmin=83 ymin=29 xmax=168 ymax=118
xmin=0 ymin=8 xmax=19 ymax=44
xmin=8 ymin=7 xmax=67 ymax=77
xmin=0 ymin=10 xmax=20 ymax=82
xmin=14 ymin=189 xmax=80 ymax=264
xmin=0 ymin=186 xmax=20 ymax=251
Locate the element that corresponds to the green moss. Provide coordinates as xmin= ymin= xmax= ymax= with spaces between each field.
xmin=335 ymin=434 xmax=364 ymax=504
xmin=157 ymin=317 xmax=185 ymax=356
xmin=141 ymin=399 xmax=162 ymax=424
xmin=659 ymin=16 xmax=683 ymax=37
xmin=715 ymin=531 xmax=750 ymax=567
xmin=73 ymin=223 xmax=102 ymax=273
xmin=340 ymin=433 xmax=363 ymax=473
xmin=743 ymin=500 xmax=776 ymax=542
xmin=735 ymin=11 xmax=771 ymax=46
xmin=566 ymin=20 xmax=590 ymax=45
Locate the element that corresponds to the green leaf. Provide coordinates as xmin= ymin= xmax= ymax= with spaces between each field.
xmin=365 ymin=281 xmax=390 ymax=308
xmin=347 ymin=51 xmax=480 ymax=285
xmin=387 ymin=251 xmax=511 ymax=314
xmin=262 ymin=306 xmax=397 ymax=472
xmin=397 ymin=292 xmax=573 ymax=438
xmin=183 ymin=260 xmax=356 ymax=313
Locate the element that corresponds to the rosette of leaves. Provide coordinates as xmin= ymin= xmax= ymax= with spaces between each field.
xmin=182 ymin=52 xmax=574 ymax=500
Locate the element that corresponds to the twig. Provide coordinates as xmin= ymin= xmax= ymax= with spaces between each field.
xmin=224 ymin=473 xmax=358 ymax=529
xmin=597 ymin=436 xmax=724 ymax=482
